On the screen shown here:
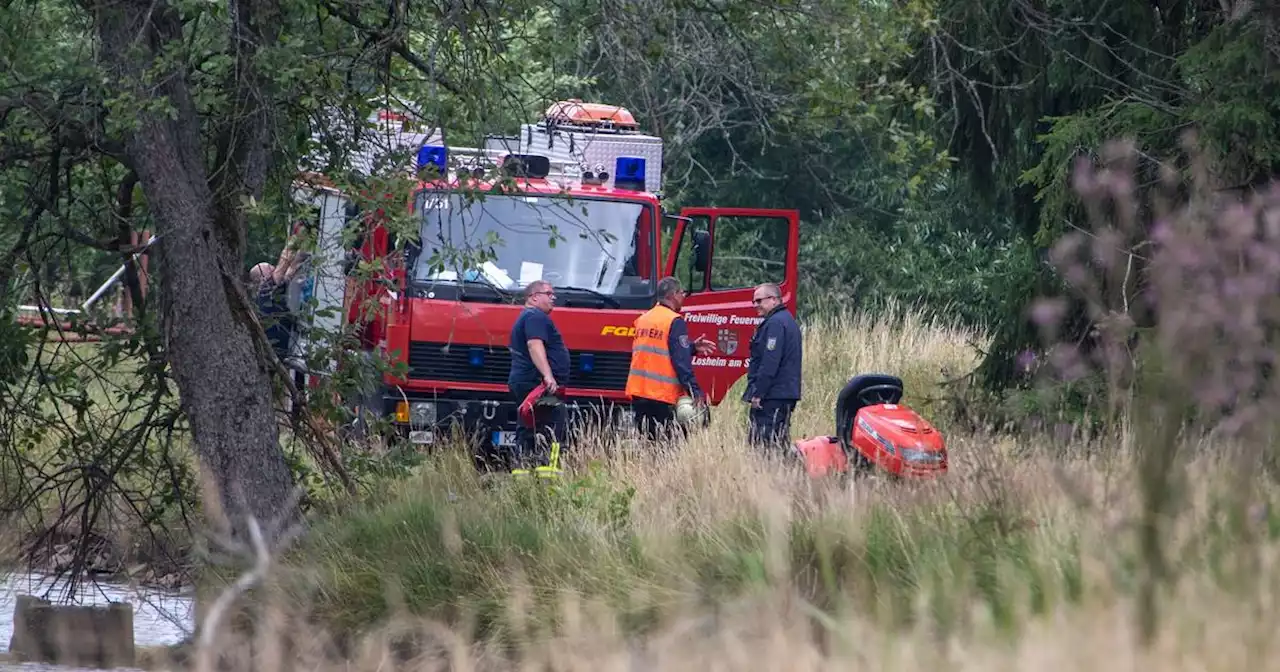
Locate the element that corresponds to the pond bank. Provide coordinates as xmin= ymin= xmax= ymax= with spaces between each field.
xmin=6 ymin=527 xmax=193 ymax=594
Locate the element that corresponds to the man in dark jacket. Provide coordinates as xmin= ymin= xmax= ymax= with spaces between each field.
xmin=743 ymin=282 xmax=802 ymax=452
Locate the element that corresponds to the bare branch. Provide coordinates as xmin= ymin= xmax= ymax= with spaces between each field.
xmin=322 ymin=1 xmax=463 ymax=96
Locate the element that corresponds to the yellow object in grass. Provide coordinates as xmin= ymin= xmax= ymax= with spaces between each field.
xmin=511 ymin=440 xmax=562 ymax=480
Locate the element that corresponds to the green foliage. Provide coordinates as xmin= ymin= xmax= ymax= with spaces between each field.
xmin=576 ymin=0 xmax=1022 ymax=327
xmin=799 ymin=175 xmax=1036 ymax=326
xmin=0 ymin=305 xmax=33 ymax=385
xmin=921 ymin=0 xmax=1280 ymax=390
xmin=1177 ymin=21 xmax=1280 ymax=185
xmin=513 ymin=461 xmax=638 ymax=533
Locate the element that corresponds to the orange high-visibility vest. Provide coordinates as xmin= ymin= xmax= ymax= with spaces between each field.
xmin=625 ymin=304 xmax=686 ymax=404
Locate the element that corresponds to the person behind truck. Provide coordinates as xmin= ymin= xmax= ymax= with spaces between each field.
xmin=744 ymin=282 xmax=802 ymax=453
xmin=508 ymin=279 xmax=571 ymax=470
xmin=625 ymin=276 xmax=716 ymax=440
xmin=248 ymin=223 xmax=309 ymax=362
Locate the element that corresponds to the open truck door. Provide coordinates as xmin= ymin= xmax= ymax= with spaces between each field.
xmin=662 ymin=207 xmax=800 ymax=405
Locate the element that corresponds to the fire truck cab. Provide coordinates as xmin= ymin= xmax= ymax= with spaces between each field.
xmin=290 ymin=100 xmax=800 ymax=464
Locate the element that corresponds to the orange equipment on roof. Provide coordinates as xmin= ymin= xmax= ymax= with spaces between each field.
xmin=544 ymin=99 xmax=639 ymax=130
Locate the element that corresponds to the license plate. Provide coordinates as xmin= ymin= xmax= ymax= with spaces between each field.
xmin=408 ymin=430 xmax=434 ymax=445
xmin=493 ymin=431 xmax=516 ymax=447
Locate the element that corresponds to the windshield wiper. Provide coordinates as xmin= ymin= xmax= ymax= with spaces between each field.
xmin=457 ymin=278 xmax=514 ymax=303
xmin=412 ymin=278 xmax=512 ymax=303
xmin=555 ymin=286 xmax=621 ymax=308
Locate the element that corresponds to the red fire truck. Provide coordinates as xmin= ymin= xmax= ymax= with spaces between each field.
xmin=291 ymin=100 xmax=800 ymax=464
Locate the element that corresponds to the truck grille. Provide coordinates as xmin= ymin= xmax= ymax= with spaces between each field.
xmin=406 ymin=341 xmax=633 ymax=391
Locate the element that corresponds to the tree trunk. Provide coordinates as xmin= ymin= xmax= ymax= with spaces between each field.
xmin=91 ymin=0 xmax=295 ymax=543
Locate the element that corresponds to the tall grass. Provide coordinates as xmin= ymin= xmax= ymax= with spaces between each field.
xmin=173 ymin=292 xmax=1280 ymax=671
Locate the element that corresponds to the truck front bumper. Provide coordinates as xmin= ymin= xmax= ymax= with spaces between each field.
xmin=380 ymin=391 xmax=633 ymax=450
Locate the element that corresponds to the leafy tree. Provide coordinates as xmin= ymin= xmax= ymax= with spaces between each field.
xmin=0 ymin=0 xmax=595 ymax=546
xmin=913 ymin=0 xmax=1280 ymax=391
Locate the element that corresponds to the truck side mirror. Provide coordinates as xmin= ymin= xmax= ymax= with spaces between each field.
xmin=692 ymin=229 xmax=710 ymax=274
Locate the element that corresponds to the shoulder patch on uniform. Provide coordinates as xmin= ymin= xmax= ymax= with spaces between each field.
xmin=766 ymin=336 xmax=777 ymax=351
xmin=679 ymin=334 xmax=690 ymax=348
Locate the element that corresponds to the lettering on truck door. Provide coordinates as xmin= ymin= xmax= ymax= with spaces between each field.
xmin=661 ymin=208 xmax=799 ymax=404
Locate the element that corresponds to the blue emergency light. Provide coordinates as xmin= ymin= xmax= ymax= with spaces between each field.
xmin=614 ymin=156 xmax=646 ymax=190
xmin=468 ymin=347 xmax=485 ymax=367
xmin=580 ymin=353 xmax=595 ymax=373
xmin=417 ymin=145 xmax=447 ymax=174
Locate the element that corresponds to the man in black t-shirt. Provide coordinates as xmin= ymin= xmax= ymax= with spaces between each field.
xmin=508 ymin=280 xmax=570 ymax=470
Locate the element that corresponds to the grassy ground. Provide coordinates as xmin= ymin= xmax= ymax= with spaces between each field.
xmin=169 ymin=302 xmax=1280 ymax=670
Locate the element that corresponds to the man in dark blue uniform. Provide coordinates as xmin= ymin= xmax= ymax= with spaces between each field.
xmin=744 ymin=282 xmax=802 ymax=452
xmin=508 ymin=280 xmax=570 ymax=471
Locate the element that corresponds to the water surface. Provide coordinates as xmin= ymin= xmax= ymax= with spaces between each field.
xmin=0 ymin=571 xmax=193 ymax=671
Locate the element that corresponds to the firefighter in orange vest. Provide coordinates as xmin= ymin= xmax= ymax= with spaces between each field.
xmin=625 ymin=276 xmax=716 ymax=439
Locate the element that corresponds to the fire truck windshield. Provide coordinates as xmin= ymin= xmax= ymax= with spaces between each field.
xmin=411 ymin=191 xmax=656 ymax=306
